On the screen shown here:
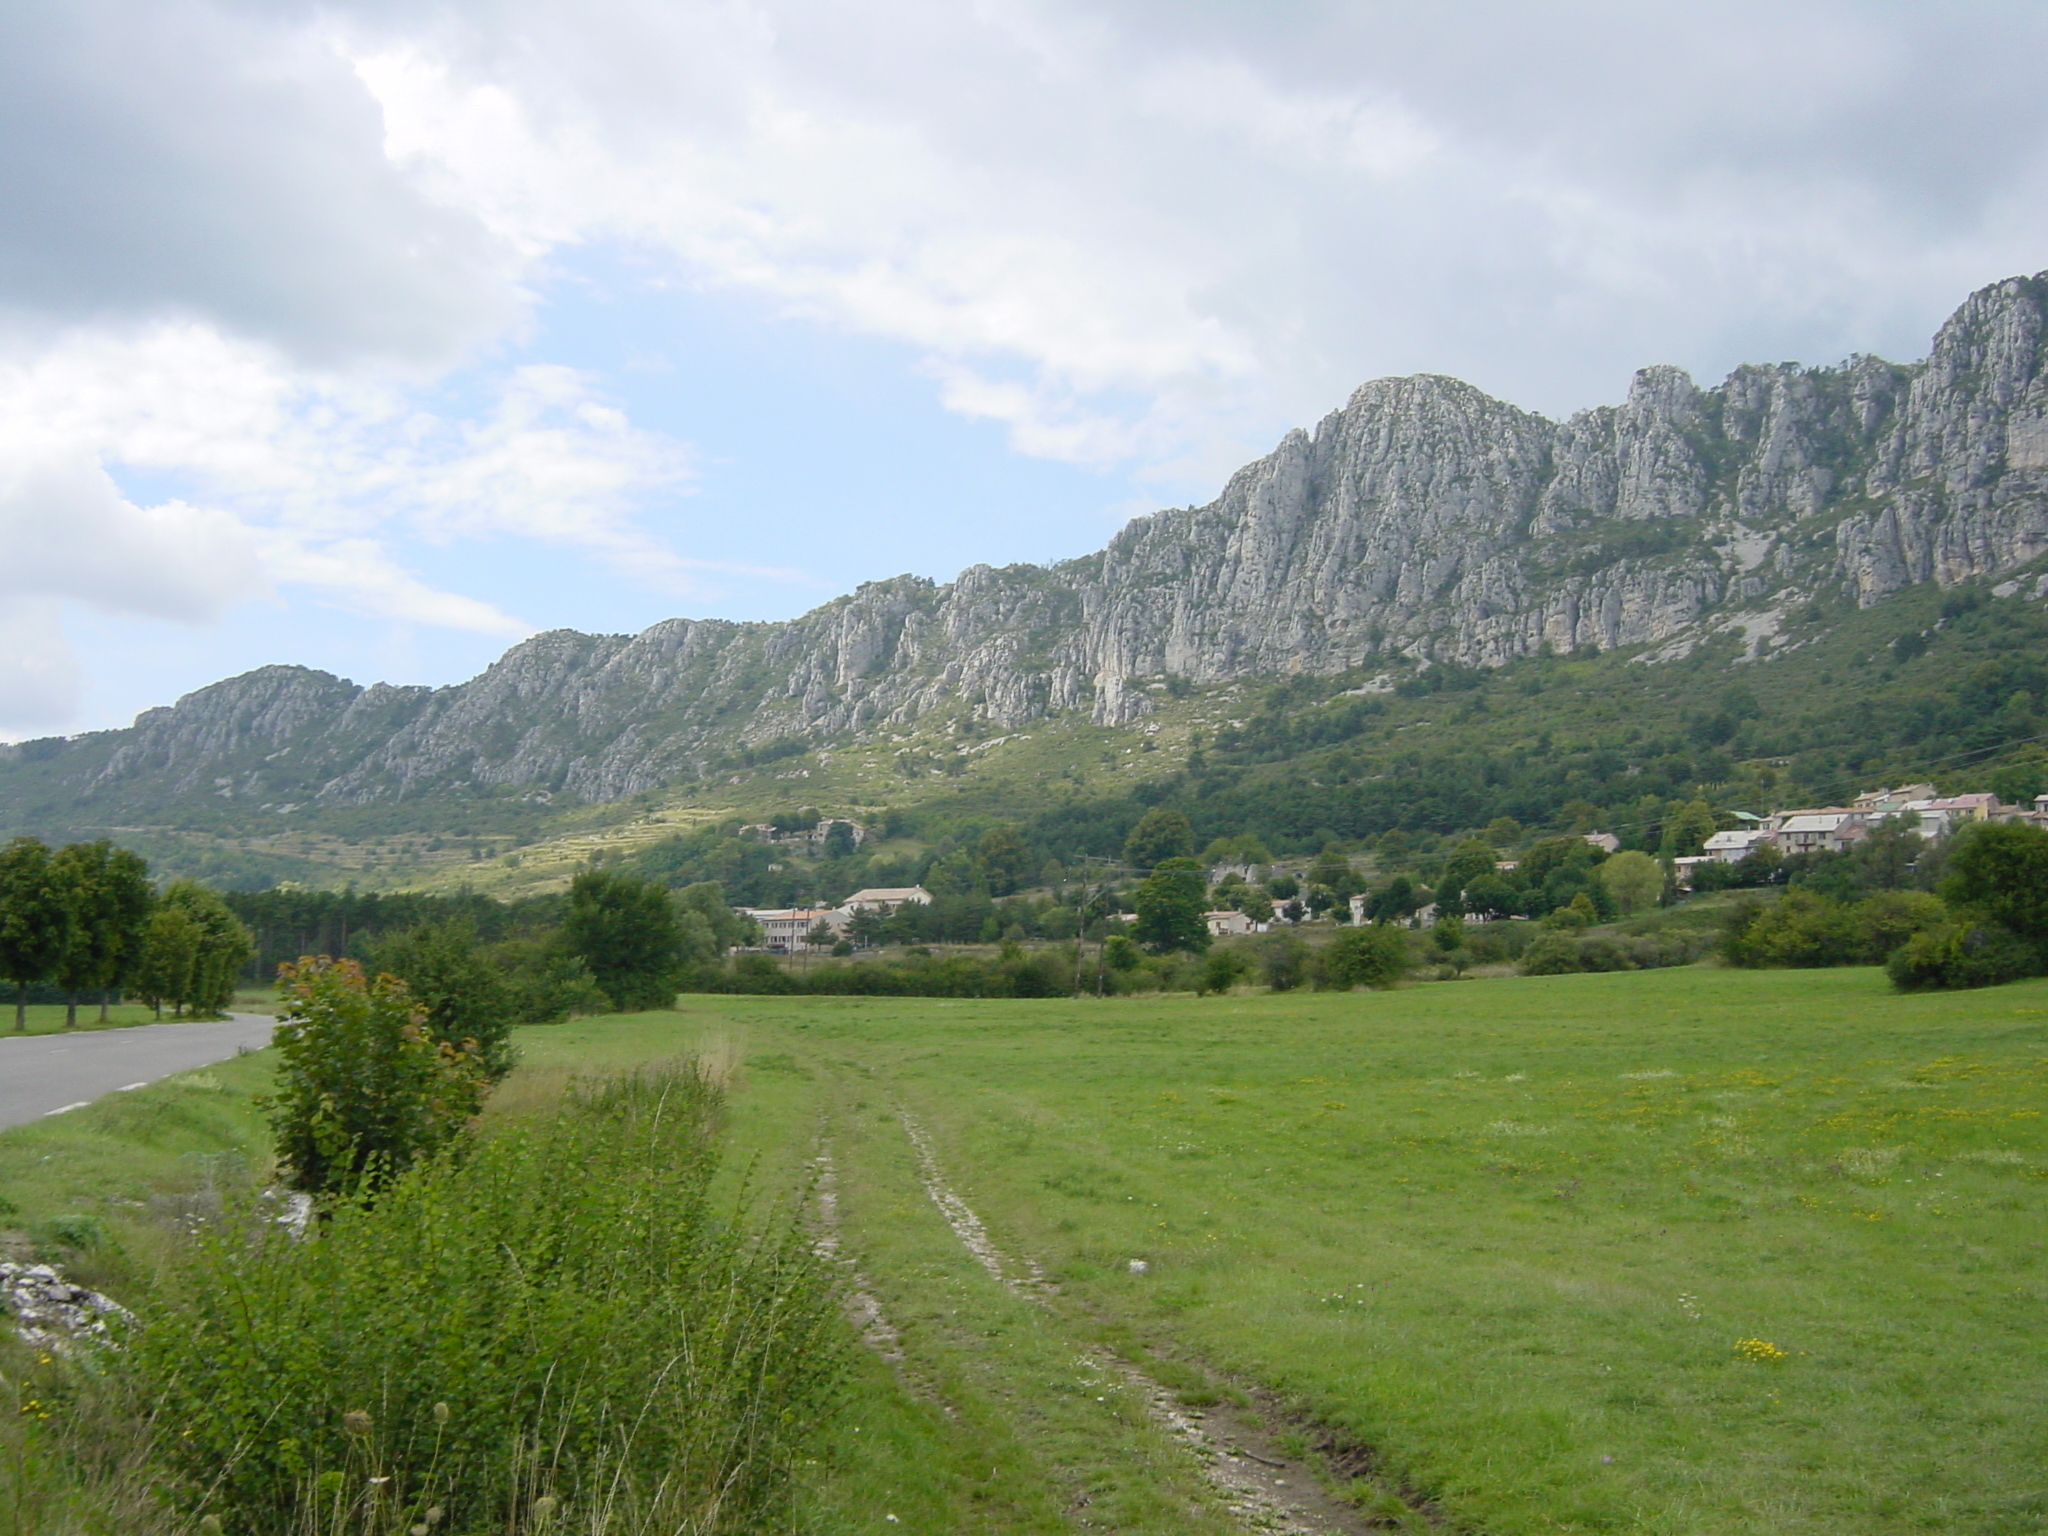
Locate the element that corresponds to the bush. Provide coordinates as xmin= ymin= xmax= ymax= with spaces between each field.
xmin=1255 ymin=930 xmax=1309 ymax=990
xmin=1721 ymin=889 xmax=1950 ymax=970
xmin=128 ymin=1066 xmax=845 ymax=1535
xmin=1720 ymin=890 xmax=1861 ymax=969
xmin=1321 ymin=926 xmax=1411 ymax=990
xmin=1198 ymin=948 xmax=1249 ymax=995
xmin=1888 ymin=921 xmax=2042 ymax=991
xmin=1519 ymin=930 xmax=1710 ymax=976
xmin=266 ymin=958 xmax=489 ymax=1199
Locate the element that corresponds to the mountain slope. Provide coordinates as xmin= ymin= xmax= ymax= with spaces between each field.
xmin=8 ymin=272 xmax=2048 ymax=847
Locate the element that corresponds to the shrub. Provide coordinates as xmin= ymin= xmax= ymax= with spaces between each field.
xmin=1722 ymin=889 xmax=1950 ymax=970
xmin=1198 ymin=948 xmax=1249 ymax=995
xmin=266 ymin=957 xmax=488 ymax=1199
xmin=1518 ymin=930 xmax=1710 ymax=976
xmin=1322 ymin=926 xmax=1411 ymax=990
xmin=1256 ymin=930 xmax=1310 ymax=991
xmin=1888 ymin=921 xmax=2042 ymax=991
xmin=128 ymin=1066 xmax=845 ymax=1535
xmin=1721 ymin=890 xmax=1861 ymax=968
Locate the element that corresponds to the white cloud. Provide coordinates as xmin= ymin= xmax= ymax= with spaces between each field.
xmin=302 ymin=0 xmax=2048 ymax=498
xmin=0 ymin=320 xmax=724 ymax=726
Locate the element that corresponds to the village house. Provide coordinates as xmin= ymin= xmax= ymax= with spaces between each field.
xmin=740 ymin=906 xmax=848 ymax=953
xmin=738 ymin=818 xmax=868 ymax=854
xmin=1204 ymin=909 xmax=1266 ymax=938
xmin=837 ymin=885 xmax=932 ymax=916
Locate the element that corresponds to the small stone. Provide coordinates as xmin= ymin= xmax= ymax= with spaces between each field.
xmin=1127 ymin=1259 xmax=1149 ymax=1274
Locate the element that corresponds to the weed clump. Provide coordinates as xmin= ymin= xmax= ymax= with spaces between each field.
xmin=125 ymin=1064 xmax=846 ymax=1534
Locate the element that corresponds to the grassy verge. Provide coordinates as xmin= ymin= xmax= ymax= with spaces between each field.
xmin=0 ymin=1004 xmax=178 ymax=1038
xmin=0 ymin=1052 xmax=276 ymax=1286
xmin=520 ymin=969 xmax=2048 ymax=1535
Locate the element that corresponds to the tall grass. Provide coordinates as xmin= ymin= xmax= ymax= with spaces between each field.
xmin=121 ymin=1064 xmax=845 ymax=1536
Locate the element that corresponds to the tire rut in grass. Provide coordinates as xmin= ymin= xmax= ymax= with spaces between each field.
xmin=893 ymin=1106 xmax=1416 ymax=1536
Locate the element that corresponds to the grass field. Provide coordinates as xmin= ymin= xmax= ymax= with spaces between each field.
xmin=5 ymin=966 xmax=2045 ymax=1534
xmin=513 ymin=966 xmax=2048 ymax=1535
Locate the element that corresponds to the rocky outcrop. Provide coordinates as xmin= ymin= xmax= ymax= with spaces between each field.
xmin=18 ymin=272 xmax=2048 ymax=816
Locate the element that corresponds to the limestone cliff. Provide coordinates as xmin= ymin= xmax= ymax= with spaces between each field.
xmin=13 ymin=271 xmax=2048 ymax=819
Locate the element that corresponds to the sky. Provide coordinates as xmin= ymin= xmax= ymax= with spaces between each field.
xmin=7 ymin=0 xmax=2048 ymax=737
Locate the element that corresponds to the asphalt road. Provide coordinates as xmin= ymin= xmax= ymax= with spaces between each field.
xmin=0 ymin=1015 xmax=277 ymax=1132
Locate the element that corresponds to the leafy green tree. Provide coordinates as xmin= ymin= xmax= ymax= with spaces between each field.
xmin=1461 ymin=873 xmax=1520 ymax=919
xmin=50 ymin=841 xmax=154 ymax=1026
xmin=563 ymin=870 xmax=687 ymax=1011
xmin=1132 ymin=857 xmax=1209 ymax=954
xmin=1432 ymin=912 xmax=1467 ymax=953
xmin=1940 ymin=821 xmax=2048 ymax=944
xmin=1438 ymin=839 xmax=1499 ymax=902
xmin=0 ymin=837 xmax=69 ymax=1031
xmin=1122 ymin=807 xmax=1194 ymax=871
xmin=1657 ymin=800 xmax=1719 ymax=858
xmin=266 ymin=957 xmax=487 ymax=1198
xmin=820 ymin=820 xmax=858 ymax=859
xmin=1322 ymin=926 xmax=1411 ymax=990
xmin=1597 ymin=850 xmax=1665 ymax=915
xmin=152 ymin=881 xmax=253 ymax=1017
xmin=676 ymin=881 xmax=756 ymax=954
xmin=1102 ymin=933 xmax=1141 ymax=971
xmin=1239 ymin=888 xmax=1275 ymax=926
xmin=975 ymin=825 xmax=1034 ymax=895
xmin=134 ymin=904 xmax=202 ymax=1017
xmin=1364 ymin=875 xmax=1424 ymax=924
xmin=1308 ymin=848 xmax=1361 ymax=898
xmin=371 ymin=919 xmax=516 ymax=1079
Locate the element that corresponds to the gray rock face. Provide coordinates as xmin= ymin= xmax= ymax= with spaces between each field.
xmin=20 ymin=272 xmax=2048 ymax=814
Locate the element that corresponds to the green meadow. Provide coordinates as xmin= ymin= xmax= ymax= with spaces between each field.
xmin=5 ymin=967 xmax=2046 ymax=1533
xmin=521 ymin=967 xmax=2048 ymax=1535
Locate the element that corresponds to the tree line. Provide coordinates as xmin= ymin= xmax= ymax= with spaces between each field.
xmin=0 ymin=836 xmax=251 ymax=1026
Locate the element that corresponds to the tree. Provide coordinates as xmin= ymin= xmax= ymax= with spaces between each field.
xmin=371 ymin=919 xmax=516 ymax=1079
xmin=1940 ymin=821 xmax=2048 ymax=944
xmin=1239 ymin=889 xmax=1275 ymax=926
xmin=1658 ymin=800 xmax=1719 ymax=859
xmin=1323 ymin=926 xmax=1411 ymax=990
xmin=975 ymin=825 xmax=1034 ymax=895
xmin=1308 ymin=848 xmax=1361 ymax=898
xmin=1364 ymin=875 xmax=1423 ymax=924
xmin=49 ymin=841 xmax=154 ymax=1027
xmin=1438 ymin=839 xmax=1499 ymax=902
xmin=820 ymin=820 xmax=858 ymax=859
xmin=1462 ymin=873 xmax=1520 ymax=920
xmin=0 ymin=837 xmax=69 ymax=1031
xmin=134 ymin=905 xmax=202 ymax=1018
xmin=1597 ymin=850 xmax=1665 ymax=915
xmin=153 ymin=881 xmax=253 ymax=1017
xmin=1123 ymin=807 xmax=1194 ymax=871
xmin=676 ymin=881 xmax=756 ymax=955
xmin=266 ymin=957 xmax=487 ymax=1198
xmin=1132 ymin=857 xmax=1209 ymax=954
xmin=562 ymin=870 xmax=687 ymax=1011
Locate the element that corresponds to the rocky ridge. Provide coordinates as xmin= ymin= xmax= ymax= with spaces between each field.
xmin=12 ymin=272 xmax=2048 ymax=818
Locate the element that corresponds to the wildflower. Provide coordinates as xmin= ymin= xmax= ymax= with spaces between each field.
xmin=532 ymin=1494 xmax=559 ymax=1524
xmin=342 ymin=1409 xmax=373 ymax=1435
xmin=198 ymin=1518 xmax=224 ymax=1536
xmin=1733 ymin=1337 xmax=1787 ymax=1363
xmin=433 ymin=1401 xmax=451 ymax=1425
xmin=424 ymin=1508 xmax=444 ymax=1527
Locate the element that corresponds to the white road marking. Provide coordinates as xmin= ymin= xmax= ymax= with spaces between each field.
xmin=44 ymin=1102 xmax=89 ymax=1116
